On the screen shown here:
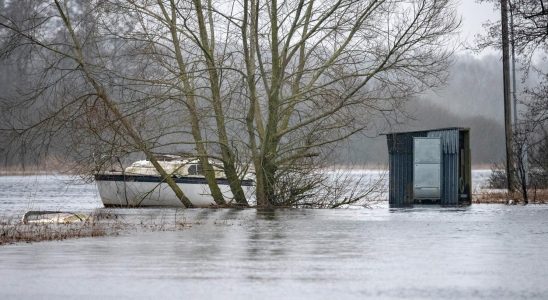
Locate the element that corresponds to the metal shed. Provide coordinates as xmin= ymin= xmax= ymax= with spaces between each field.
xmin=384 ymin=127 xmax=471 ymax=207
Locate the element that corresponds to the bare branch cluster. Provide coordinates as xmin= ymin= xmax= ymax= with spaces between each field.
xmin=0 ymin=0 xmax=459 ymax=208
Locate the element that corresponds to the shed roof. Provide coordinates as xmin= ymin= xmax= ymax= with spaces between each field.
xmin=381 ymin=127 xmax=469 ymax=136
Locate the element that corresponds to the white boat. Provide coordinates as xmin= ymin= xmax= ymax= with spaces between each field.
xmin=94 ymin=156 xmax=255 ymax=208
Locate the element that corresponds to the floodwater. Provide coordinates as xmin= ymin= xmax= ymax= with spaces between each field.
xmin=0 ymin=175 xmax=101 ymax=218
xmin=1 ymin=173 xmax=548 ymax=299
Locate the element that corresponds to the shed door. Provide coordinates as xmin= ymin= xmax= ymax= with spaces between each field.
xmin=413 ymin=137 xmax=441 ymax=199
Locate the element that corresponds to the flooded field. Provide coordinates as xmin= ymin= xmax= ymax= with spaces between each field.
xmin=0 ymin=175 xmax=101 ymax=218
xmin=1 ymin=173 xmax=548 ymax=299
xmin=0 ymin=170 xmax=494 ymax=217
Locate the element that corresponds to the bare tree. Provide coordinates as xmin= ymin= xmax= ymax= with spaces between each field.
xmin=478 ymin=0 xmax=548 ymax=203
xmin=236 ymin=0 xmax=459 ymax=206
xmin=0 ymin=0 xmax=195 ymax=207
xmin=1 ymin=0 xmax=460 ymax=208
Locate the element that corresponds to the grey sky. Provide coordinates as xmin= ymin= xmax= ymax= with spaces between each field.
xmin=457 ymin=1 xmax=498 ymax=54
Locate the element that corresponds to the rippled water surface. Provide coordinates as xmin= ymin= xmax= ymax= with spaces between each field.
xmin=0 ymin=175 xmax=101 ymax=217
xmin=1 ymin=174 xmax=548 ymax=299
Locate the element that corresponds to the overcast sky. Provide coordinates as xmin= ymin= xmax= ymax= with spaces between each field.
xmin=456 ymin=1 xmax=499 ymax=54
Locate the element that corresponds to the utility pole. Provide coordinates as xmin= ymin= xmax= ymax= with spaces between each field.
xmin=501 ymin=0 xmax=515 ymax=194
xmin=509 ymin=2 xmax=517 ymax=127
xmin=510 ymin=1 xmax=529 ymax=202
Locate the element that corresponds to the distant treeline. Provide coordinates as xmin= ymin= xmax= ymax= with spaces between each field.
xmin=0 ymin=53 xmax=539 ymax=168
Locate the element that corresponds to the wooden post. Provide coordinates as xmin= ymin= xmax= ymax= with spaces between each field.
xmin=500 ymin=0 xmax=515 ymax=194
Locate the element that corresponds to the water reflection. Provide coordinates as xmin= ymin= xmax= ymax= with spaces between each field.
xmin=389 ymin=205 xmax=470 ymax=213
xmin=1 ymin=176 xmax=548 ymax=299
xmin=247 ymin=209 xmax=287 ymax=261
xmin=1 ymin=206 xmax=548 ymax=299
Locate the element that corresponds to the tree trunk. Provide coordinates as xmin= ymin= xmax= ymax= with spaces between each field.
xmin=191 ymin=0 xmax=249 ymax=206
xmin=54 ymin=0 xmax=194 ymax=208
xmin=158 ymin=0 xmax=226 ymax=205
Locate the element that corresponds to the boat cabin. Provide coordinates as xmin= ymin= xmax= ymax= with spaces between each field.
xmin=124 ymin=158 xmax=225 ymax=178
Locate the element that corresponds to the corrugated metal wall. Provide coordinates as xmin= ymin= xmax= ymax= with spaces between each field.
xmin=387 ymin=132 xmax=426 ymax=207
xmin=428 ymin=129 xmax=459 ymax=206
xmin=387 ymin=128 xmax=461 ymax=207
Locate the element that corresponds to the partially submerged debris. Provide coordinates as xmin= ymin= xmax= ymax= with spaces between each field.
xmin=1 ymin=209 xmax=197 ymax=246
xmin=22 ymin=211 xmax=89 ymax=224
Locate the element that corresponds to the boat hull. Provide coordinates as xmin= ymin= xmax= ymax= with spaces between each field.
xmin=95 ymin=174 xmax=254 ymax=208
